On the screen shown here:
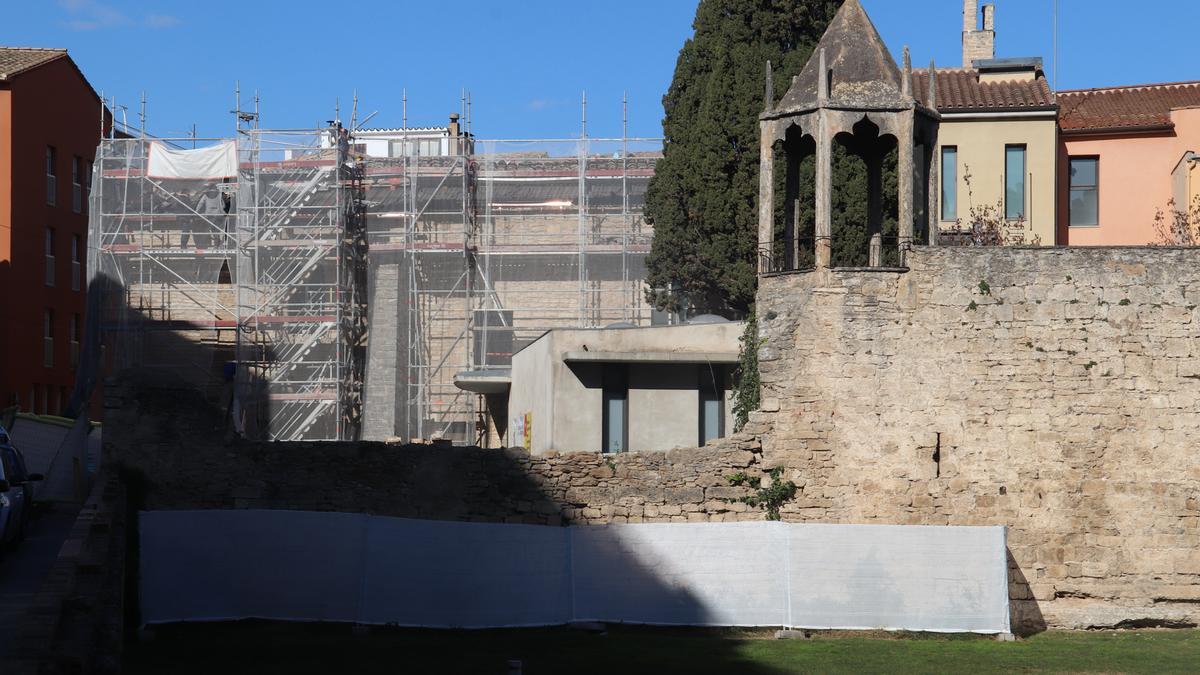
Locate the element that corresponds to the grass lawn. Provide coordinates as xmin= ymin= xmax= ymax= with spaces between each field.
xmin=126 ymin=622 xmax=1200 ymax=675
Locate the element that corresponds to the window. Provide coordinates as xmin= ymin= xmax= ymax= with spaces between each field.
xmin=1069 ymin=157 xmax=1099 ymax=227
xmin=46 ymin=146 xmax=57 ymax=205
xmin=83 ymin=160 xmax=92 ymax=213
xmin=70 ymin=314 xmax=80 ymax=369
xmin=72 ymin=156 xmax=83 ymax=213
xmin=698 ymin=366 xmax=726 ymax=446
xmin=71 ymin=234 xmax=81 ymax=291
xmin=43 ymin=309 xmax=54 ymax=368
xmin=45 ymin=227 xmax=55 ymax=287
xmin=601 ymin=365 xmax=628 ymax=454
xmin=1005 ymin=145 xmax=1026 ymax=220
xmin=419 ymin=139 xmax=440 ymax=157
xmin=941 ymin=146 xmax=958 ymax=221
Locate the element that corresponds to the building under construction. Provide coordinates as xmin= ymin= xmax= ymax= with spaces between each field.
xmin=89 ymin=114 xmax=660 ymax=444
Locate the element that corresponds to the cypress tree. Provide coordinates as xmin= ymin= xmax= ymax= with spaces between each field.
xmin=645 ymin=0 xmax=843 ymax=316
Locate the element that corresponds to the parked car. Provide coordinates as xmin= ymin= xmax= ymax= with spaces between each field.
xmin=0 ymin=425 xmax=44 ymax=549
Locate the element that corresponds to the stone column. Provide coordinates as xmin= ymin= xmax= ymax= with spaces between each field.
xmin=815 ymin=111 xmax=832 ymax=269
xmin=927 ymin=127 xmax=940 ymax=246
xmin=866 ymin=150 xmax=883 ymax=244
xmin=897 ymin=114 xmax=914 ymax=266
xmin=758 ymin=120 xmax=775 ymax=274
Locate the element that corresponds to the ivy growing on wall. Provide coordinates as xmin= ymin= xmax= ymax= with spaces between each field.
xmin=728 ymin=467 xmax=798 ymax=521
xmin=732 ymin=312 xmax=762 ymax=432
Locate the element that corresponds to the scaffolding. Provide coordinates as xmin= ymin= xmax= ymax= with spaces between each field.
xmin=87 ymin=99 xmax=659 ymax=445
xmin=88 ymin=129 xmax=367 ymax=441
xmin=364 ymin=135 xmax=661 ymax=444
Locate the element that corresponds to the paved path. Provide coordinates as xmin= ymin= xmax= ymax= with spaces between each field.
xmin=0 ymin=505 xmax=81 ymax=658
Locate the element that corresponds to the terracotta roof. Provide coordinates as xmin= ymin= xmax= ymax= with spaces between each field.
xmin=911 ymin=68 xmax=1055 ymax=113
xmin=1057 ymin=81 xmax=1200 ymax=134
xmin=0 ymin=47 xmax=68 ymax=81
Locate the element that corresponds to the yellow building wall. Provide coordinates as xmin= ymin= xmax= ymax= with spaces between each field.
xmin=936 ymin=116 xmax=1058 ymax=245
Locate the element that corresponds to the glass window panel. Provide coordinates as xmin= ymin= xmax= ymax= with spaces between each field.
xmin=604 ymin=393 xmax=625 ymax=454
xmin=1005 ymin=146 xmax=1026 ymax=220
xmin=701 ymin=397 xmax=721 ymax=444
xmin=941 ymin=147 xmax=957 ymax=221
xmin=1070 ymin=157 xmax=1097 ymax=187
xmin=1070 ymin=188 xmax=1099 ymax=226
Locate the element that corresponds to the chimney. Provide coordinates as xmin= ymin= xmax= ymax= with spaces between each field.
xmin=448 ymin=113 xmax=461 ymax=155
xmin=962 ymin=0 xmax=996 ymax=67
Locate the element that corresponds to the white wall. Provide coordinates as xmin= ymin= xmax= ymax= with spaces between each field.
xmin=141 ymin=511 xmax=1012 ymax=633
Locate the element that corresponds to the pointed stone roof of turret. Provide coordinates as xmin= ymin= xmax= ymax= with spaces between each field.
xmin=770 ymin=0 xmax=909 ymax=115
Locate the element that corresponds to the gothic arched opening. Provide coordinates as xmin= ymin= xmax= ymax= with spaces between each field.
xmin=771 ymin=127 xmax=816 ymax=271
xmin=829 ymin=118 xmax=900 ymax=268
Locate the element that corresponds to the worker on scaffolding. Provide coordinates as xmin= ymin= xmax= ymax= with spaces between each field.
xmin=192 ymin=183 xmax=230 ymax=249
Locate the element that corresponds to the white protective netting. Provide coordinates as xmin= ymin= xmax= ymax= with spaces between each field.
xmin=141 ymin=511 xmax=1010 ymax=633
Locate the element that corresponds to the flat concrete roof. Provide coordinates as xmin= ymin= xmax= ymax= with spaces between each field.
xmin=453 ymin=369 xmax=512 ymax=394
xmin=562 ymin=351 xmax=739 ymax=365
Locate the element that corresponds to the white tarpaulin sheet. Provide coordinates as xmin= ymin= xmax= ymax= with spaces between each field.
xmin=146 ymin=141 xmax=237 ymax=179
xmin=140 ymin=511 xmax=1009 ymax=633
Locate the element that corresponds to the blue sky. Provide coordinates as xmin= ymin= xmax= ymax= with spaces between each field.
xmin=4 ymin=1 xmax=1197 ymax=140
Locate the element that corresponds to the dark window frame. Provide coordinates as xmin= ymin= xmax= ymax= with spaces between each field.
xmin=71 ymin=155 xmax=83 ymax=213
xmin=45 ymin=227 xmax=55 ymax=287
xmin=46 ymin=146 xmax=57 ymax=206
xmin=1068 ymin=155 xmax=1100 ymax=227
xmin=601 ymin=365 xmax=629 ymax=455
xmin=1004 ymin=144 xmax=1027 ymax=221
xmin=941 ymin=146 xmax=958 ymax=222
xmin=698 ymin=365 xmax=726 ymax=446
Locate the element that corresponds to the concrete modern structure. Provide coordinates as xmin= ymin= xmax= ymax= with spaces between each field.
xmin=1057 ymin=82 xmax=1200 ymax=244
xmin=458 ymin=321 xmax=741 ymax=454
xmin=0 ymin=48 xmax=111 ymax=417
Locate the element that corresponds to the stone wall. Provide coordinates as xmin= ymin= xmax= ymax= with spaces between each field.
xmin=105 ymin=378 xmax=767 ymax=525
xmin=754 ymin=246 xmax=1200 ymax=631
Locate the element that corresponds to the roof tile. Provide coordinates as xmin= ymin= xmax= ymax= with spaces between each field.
xmin=911 ymin=68 xmax=1055 ymax=113
xmin=0 ymin=47 xmax=68 ymax=81
xmin=1057 ymin=82 xmax=1200 ymax=133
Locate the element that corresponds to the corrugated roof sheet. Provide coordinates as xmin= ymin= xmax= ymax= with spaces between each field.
xmin=912 ymin=68 xmax=1056 ymax=112
xmin=1058 ymin=81 xmax=1200 ymax=134
xmin=0 ymin=47 xmax=68 ymax=81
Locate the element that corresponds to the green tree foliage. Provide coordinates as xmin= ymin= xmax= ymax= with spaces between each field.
xmin=645 ymin=0 xmax=842 ymax=316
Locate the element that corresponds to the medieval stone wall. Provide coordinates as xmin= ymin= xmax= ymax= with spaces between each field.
xmin=754 ymin=246 xmax=1200 ymax=631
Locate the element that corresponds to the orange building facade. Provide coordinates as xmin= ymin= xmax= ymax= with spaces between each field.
xmin=0 ymin=48 xmax=111 ymax=416
xmin=1057 ymin=83 xmax=1200 ymax=245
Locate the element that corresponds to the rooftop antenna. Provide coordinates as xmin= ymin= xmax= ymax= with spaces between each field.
xmin=623 ymin=91 xmax=628 ymax=144
xmin=1053 ymin=0 xmax=1059 ymax=90
xmin=231 ymin=80 xmax=258 ymax=133
xmin=335 ymin=97 xmax=340 ymax=127
xmin=98 ymin=88 xmax=104 ymax=138
xmin=466 ymin=90 xmax=472 ymax=136
xmin=351 ymin=88 xmax=359 ymax=132
xmin=139 ymin=90 xmax=146 ymax=139
xmin=581 ymin=90 xmax=587 ymax=139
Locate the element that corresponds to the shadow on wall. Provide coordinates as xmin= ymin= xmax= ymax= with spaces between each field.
xmin=92 ymin=271 xmax=274 ymax=445
xmin=1008 ymin=549 xmax=1047 ymax=637
xmin=100 ymin=272 xmax=785 ymax=675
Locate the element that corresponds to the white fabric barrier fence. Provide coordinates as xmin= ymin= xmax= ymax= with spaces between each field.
xmin=140 ymin=511 xmax=1009 ymax=633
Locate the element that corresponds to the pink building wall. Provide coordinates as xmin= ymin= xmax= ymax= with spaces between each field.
xmin=1059 ymin=107 xmax=1200 ymax=245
